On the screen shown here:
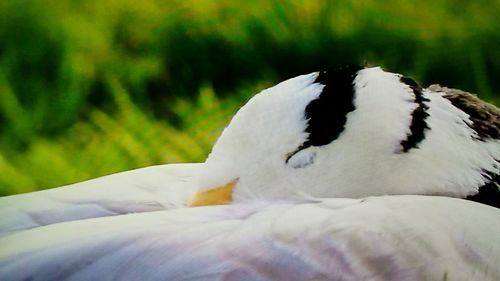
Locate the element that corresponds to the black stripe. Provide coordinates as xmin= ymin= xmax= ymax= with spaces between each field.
xmin=286 ymin=64 xmax=363 ymax=163
xmin=466 ymin=169 xmax=500 ymax=208
xmin=399 ymin=77 xmax=430 ymax=152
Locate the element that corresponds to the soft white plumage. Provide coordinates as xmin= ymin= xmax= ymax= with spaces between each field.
xmin=0 ymin=65 xmax=499 ymax=280
xmin=0 ymin=163 xmax=201 ymax=235
xmin=1 ymin=196 xmax=500 ymax=281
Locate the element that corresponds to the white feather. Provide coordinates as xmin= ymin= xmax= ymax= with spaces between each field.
xmin=0 ymin=196 xmax=498 ymax=281
xmin=0 ymin=163 xmax=201 ymax=236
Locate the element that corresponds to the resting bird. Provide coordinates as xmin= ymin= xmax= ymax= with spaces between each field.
xmin=0 ymin=65 xmax=499 ymax=280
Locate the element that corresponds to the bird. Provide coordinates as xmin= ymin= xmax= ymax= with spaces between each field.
xmin=0 ymin=65 xmax=499 ymax=280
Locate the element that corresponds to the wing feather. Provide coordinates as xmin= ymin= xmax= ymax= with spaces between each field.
xmin=0 ymin=163 xmax=202 ymax=235
xmin=1 ymin=196 xmax=499 ymax=281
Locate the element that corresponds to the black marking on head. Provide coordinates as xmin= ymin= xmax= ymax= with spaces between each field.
xmin=466 ymin=170 xmax=500 ymax=208
xmin=399 ymin=76 xmax=430 ymax=152
xmin=285 ymin=64 xmax=364 ymax=166
xmin=434 ymin=86 xmax=500 ymax=141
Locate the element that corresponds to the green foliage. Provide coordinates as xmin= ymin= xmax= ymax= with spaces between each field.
xmin=0 ymin=80 xmax=262 ymax=195
xmin=0 ymin=0 xmax=498 ymax=195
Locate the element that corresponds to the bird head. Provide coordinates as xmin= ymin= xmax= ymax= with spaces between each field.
xmin=191 ymin=65 xmax=500 ymax=206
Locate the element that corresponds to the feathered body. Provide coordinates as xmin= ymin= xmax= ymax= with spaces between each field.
xmin=1 ymin=196 xmax=500 ymax=281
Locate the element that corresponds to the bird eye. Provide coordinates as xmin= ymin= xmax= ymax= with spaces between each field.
xmin=286 ymin=147 xmax=317 ymax=169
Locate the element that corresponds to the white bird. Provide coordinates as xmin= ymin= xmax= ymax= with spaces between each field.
xmin=0 ymin=65 xmax=499 ymax=280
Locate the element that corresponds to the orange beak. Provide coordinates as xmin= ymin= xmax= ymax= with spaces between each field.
xmin=189 ymin=179 xmax=237 ymax=207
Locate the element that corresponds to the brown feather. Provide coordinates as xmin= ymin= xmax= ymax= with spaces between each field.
xmin=428 ymin=84 xmax=500 ymax=140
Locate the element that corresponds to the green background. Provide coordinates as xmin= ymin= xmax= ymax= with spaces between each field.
xmin=1 ymin=0 xmax=499 ymax=195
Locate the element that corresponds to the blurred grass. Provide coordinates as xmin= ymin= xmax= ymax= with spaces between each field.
xmin=0 ymin=0 xmax=499 ymax=195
